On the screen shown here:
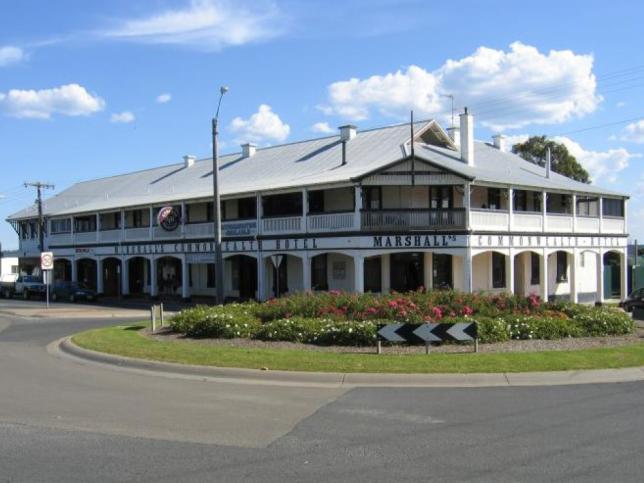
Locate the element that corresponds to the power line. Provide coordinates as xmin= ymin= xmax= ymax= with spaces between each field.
xmin=548 ymin=116 xmax=644 ymax=137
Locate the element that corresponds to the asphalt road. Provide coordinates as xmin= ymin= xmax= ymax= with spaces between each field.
xmin=1 ymin=299 xmax=643 ymax=482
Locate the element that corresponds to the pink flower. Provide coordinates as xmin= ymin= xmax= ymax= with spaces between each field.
xmin=462 ymin=306 xmax=473 ymax=316
xmin=431 ymin=306 xmax=443 ymax=320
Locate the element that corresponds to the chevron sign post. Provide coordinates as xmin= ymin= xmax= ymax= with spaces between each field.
xmin=376 ymin=322 xmax=478 ymax=354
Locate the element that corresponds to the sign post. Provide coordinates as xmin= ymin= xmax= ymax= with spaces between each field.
xmin=270 ymin=255 xmax=284 ymax=298
xmin=40 ymin=251 xmax=54 ymax=309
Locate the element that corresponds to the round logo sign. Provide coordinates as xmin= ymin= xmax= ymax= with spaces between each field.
xmin=157 ymin=206 xmax=181 ymax=231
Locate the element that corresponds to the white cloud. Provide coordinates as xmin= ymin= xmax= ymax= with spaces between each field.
xmin=554 ymin=137 xmax=638 ymax=183
xmin=110 ymin=111 xmax=135 ymax=123
xmin=156 ymin=93 xmax=172 ymax=104
xmin=229 ymin=104 xmax=290 ymax=144
xmin=0 ymin=46 xmax=25 ymax=67
xmin=320 ymin=42 xmax=600 ymax=131
xmin=505 ymin=134 xmax=637 ymax=183
xmin=621 ymin=120 xmax=644 ymax=143
xmin=311 ymin=121 xmax=333 ymax=134
xmin=616 ymin=101 xmax=626 ymax=108
xmin=99 ymin=0 xmax=285 ymax=51
xmin=0 ymin=83 xmax=105 ymax=119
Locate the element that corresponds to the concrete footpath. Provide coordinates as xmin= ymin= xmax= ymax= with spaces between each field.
xmin=57 ymin=336 xmax=644 ymax=389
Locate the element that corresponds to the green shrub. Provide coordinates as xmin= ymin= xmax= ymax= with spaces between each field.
xmin=169 ymin=292 xmax=634 ymax=345
xmin=573 ymin=307 xmax=634 ymax=336
xmin=170 ymin=304 xmax=261 ymax=338
xmin=473 ymin=317 xmax=510 ymax=343
xmin=504 ymin=315 xmax=581 ymax=340
xmin=254 ymin=317 xmax=381 ymax=346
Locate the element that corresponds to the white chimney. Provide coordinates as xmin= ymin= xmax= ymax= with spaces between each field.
xmin=546 ymin=147 xmax=551 ymax=179
xmin=459 ymin=107 xmax=474 ymax=166
xmin=447 ymin=126 xmax=460 ymax=146
xmin=339 ymin=124 xmax=357 ymax=141
xmin=492 ymin=134 xmax=507 ymax=152
xmin=241 ymin=143 xmax=257 ymax=158
xmin=183 ymin=155 xmax=196 ymax=168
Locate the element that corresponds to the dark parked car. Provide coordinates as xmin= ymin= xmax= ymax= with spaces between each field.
xmin=51 ymin=281 xmax=97 ymax=302
xmin=621 ymin=288 xmax=644 ymax=313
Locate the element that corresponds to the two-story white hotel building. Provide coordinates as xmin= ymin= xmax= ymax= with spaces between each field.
xmin=7 ymin=111 xmax=629 ymax=303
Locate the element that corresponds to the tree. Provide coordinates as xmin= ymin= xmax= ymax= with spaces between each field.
xmin=512 ymin=135 xmax=590 ymax=184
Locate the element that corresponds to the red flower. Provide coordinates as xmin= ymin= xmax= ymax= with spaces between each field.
xmin=431 ymin=306 xmax=443 ymax=320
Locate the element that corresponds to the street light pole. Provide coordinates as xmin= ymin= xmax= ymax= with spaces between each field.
xmin=212 ymin=86 xmax=228 ymax=305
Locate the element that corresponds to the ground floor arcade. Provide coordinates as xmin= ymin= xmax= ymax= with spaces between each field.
xmin=42 ymin=246 xmax=627 ymax=304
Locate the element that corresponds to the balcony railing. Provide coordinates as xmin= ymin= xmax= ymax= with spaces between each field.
xmin=124 ymin=227 xmax=150 ymax=240
xmin=308 ymin=212 xmax=356 ymax=232
xmin=546 ymin=214 xmax=573 ymax=232
xmin=98 ymin=229 xmax=121 ymax=242
xmin=262 ymin=216 xmax=303 ymax=235
xmin=153 ymin=225 xmax=180 ymax=239
xmin=602 ymin=217 xmax=625 ymax=234
xmin=513 ymin=212 xmax=543 ymax=232
xmin=74 ymin=231 xmax=97 ymax=243
xmin=361 ymin=209 xmax=466 ymax=231
xmin=49 ymin=233 xmax=72 ymax=245
xmin=470 ymin=209 xmax=509 ymax=231
xmin=576 ymin=216 xmax=600 ymax=233
xmin=185 ymin=222 xmax=214 ymax=238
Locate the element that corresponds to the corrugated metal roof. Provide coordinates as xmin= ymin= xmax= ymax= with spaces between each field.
xmin=7 ymin=121 xmax=627 ymax=220
xmin=415 ymin=143 xmax=627 ymax=196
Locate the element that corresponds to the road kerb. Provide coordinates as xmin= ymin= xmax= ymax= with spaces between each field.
xmin=54 ymin=336 xmax=644 ymax=388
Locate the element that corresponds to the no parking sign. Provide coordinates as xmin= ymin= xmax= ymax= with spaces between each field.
xmin=41 ymin=252 xmax=54 ymax=271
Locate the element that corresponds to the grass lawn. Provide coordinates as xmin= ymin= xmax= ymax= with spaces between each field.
xmin=72 ymin=324 xmax=644 ymax=374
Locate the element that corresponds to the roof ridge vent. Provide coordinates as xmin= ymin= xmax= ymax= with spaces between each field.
xmin=339 ymin=124 xmax=357 ymax=141
xmin=492 ymin=134 xmax=506 ymax=152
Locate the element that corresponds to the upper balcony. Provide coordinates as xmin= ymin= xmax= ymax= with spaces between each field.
xmin=19 ymin=183 xmax=627 ymax=253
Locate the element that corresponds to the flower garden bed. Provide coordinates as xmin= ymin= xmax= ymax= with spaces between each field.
xmin=169 ymin=291 xmax=634 ymax=346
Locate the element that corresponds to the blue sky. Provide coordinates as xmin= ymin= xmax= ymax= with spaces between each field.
xmin=1 ymin=0 xmax=643 ymax=249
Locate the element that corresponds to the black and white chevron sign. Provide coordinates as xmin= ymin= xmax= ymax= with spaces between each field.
xmin=377 ymin=322 xmax=478 ymax=343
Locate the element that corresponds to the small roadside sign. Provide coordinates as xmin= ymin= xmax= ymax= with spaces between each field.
xmin=376 ymin=322 xmax=478 ymax=354
xmin=41 ymin=252 xmax=54 ymax=271
xmin=270 ymin=255 xmax=284 ymax=269
xmin=40 ymin=252 xmax=54 ymax=309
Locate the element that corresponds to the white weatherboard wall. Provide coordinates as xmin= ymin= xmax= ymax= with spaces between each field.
xmin=548 ymin=252 xmax=571 ymax=299
xmin=326 ymin=253 xmax=355 ymax=291
xmin=472 ymin=253 xmax=490 ymax=292
xmin=514 ymin=252 xmax=540 ymax=296
xmin=452 ymin=256 xmax=465 ymax=292
xmin=1 ymin=257 xmax=19 ymax=277
xmin=189 ymin=263 xmax=214 ymax=296
xmin=576 ymin=251 xmax=599 ymax=301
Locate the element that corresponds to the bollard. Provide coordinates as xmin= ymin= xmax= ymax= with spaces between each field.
xmin=151 ymin=305 xmax=157 ymax=333
xmin=160 ymin=303 xmax=164 ymax=327
xmin=475 ymin=337 xmax=479 ymax=353
xmin=377 ymin=340 xmax=382 ymax=355
xmin=425 ymin=342 xmax=430 ymax=355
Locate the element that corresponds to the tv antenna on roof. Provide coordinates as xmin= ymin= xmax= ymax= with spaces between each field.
xmin=441 ymin=94 xmax=455 ymax=128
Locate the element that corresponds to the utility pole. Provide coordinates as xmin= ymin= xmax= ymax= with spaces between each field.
xmin=24 ymin=181 xmax=55 ymax=252
xmin=212 ymin=86 xmax=228 ymax=305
